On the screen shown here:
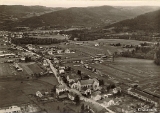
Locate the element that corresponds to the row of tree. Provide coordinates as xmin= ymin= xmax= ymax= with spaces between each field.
xmin=11 ymin=37 xmax=66 ymax=45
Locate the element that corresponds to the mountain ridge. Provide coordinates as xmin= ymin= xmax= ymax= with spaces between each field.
xmin=105 ymin=9 xmax=160 ymax=32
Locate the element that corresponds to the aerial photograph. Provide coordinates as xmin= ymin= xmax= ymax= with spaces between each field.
xmin=0 ymin=0 xmax=160 ymax=113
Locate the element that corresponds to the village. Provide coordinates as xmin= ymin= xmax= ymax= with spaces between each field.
xmin=0 ymin=30 xmax=160 ymax=113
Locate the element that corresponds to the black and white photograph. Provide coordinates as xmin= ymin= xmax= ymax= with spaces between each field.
xmin=0 ymin=0 xmax=160 ymax=113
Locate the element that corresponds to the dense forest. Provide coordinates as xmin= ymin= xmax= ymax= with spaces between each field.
xmin=105 ymin=9 xmax=160 ymax=32
xmin=59 ymin=29 xmax=160 ymax=42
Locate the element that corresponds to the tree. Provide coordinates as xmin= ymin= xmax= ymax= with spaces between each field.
xmin=110 ymin=84 xmax=116 ymax=89
xmin=51 ymin=85 xmax=56 ymax=93
xmin=81 ymin=104 xmax=85 ymax=111
xmin=25 ymin=56 xmax=32 ymax=62
xmin=63 ymin=108 xmax=66 ymax=113
xmin=99 ymin=79 xmax=104 ymax=86
xmin=74 ymin=95 xmax=80 ymax=105
xmin=77 ymin=70 xmax=81 ymax=75
xmin=107 ymin=84 xmax=116 ymax=91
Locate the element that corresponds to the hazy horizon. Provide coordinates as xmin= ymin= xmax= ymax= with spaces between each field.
xmin=0 ymin=0 xmax=160 ymax=8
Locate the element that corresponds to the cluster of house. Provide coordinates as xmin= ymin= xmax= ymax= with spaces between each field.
xmin=4 ymin=59 xmax=14 ymax=63
xmin=10 ymin=44 xmax=24 ymax=51
xmin=56 ymin=71 xmax=120 ymax=104
xmin=48 ymin=48 xmax=73 ymax=55
xmin=55 ymin=72 xmax=100 ymax=99
xmin=0 ymin=106 xmax=21 ymax=113
xmin=43 ymin=59 xmax=64 ymax=74
xmin=0 ymin=31 xmax=9 ymax=37
xmin=10 ymin=32 xmax=23 ymax=38
xmin=32 ymin=44 xmax=74 ymax=56
xmin=0 ymin=104 xmax=41 ymax=113
xmin=26 ymin=44 xmax=36 ymax=51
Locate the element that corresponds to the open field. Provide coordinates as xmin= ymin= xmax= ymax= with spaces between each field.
xmin=96 ymin=39 xmax=145 ymax=45
xmin=0 ymin=63 xmax=14 ymax=77
xmin=0 ymin=59 xmax=43 ymax=78
xmin=114 ymin=57 xmax=160 ymax=96
xmin=115 ymin=57 xmax=160 ymax=77
xmin=0 ymin=89 xmax=30 ymax=107
xmin=39 ymin=76 xmax=59 ymax=85
xmin=19 ymin=62 xmax=44 ymax=75
xmin=59 ymin=40 xmax=137 ymax=57
xmin=0 ymin=80 xmax=54 ymax=107
xmin=27 ymin=63 xmax=44 ymax=74
xmin=38 ymin=100 xmax=81 ymax=113
xmin=33 ymin=34 xmax=67 ymax=40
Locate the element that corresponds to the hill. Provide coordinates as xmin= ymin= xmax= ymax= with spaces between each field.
xmin=114 ymin=6 xmax=160 ymax=16
xmin=105 ymin=9 xmax=160 ymax=32
xmin=0 ymin=5 xmax=63 ymax=18
xmin=0 ymin=5 xmax=64 ymax=30
xmin=12 ymin=6 xmax=160 ymax=29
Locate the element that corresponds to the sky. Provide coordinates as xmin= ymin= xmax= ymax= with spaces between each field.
xmin=0 ymin=0 xmax=160 ymax=7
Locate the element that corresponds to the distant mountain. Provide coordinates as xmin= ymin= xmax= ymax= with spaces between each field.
xmin=0 ymin=5 xmax=160 ymax=30
xmin=0 ymin=5 xmax=64 ymax=30
xmin=105 ymin=9 xmax=160 ymax=32
xmin=0 ymin=5 xmax=63 ymax=18
xmin=114 ymin=6 xmax=160 ymax=16
xmin=14 ymin=6 xmax=160 ymax=29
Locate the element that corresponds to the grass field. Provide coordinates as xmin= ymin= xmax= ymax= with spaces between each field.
xmin=0 ymin=80 xmax=54 ymax=107
xmin=59 ymin=40 xmax=136 ymax=57
xmin=114 ymin=57 xmax=160 ymax=96
xmin=96 ymin=39 xmax=144 ymax=45
xmin=0 ymin=63 xmax=13 ymax=77
xmin=89 ymin=57 xmax=160 ymax=96
xmin=0 ymin=81 xmax=30 ymax=107
xmin=20 ymin=62 xmax=44 ymax=75
xmin=39 ymin=76 xmax=59 ymax=85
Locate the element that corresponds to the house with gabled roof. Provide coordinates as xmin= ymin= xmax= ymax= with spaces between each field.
xmin=69 ymin=78 xmax=99 ymax=95
xmin=64 ymin=48 xmax=71 ymax=53
xmin=56 ymin=84 xmax=68 ymax=95
xmin=70 ymin=80 xmax=81 ymax=91
xmin=80 ymin=78 xmax=99 ymax=91
xmin=67 ymin=73 xmax=81 ymax=83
